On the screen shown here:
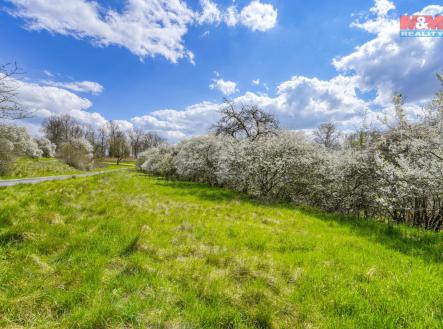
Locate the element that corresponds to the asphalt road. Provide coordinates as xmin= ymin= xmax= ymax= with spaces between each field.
xmin=0 ymin=168 xmax=129 ymax=187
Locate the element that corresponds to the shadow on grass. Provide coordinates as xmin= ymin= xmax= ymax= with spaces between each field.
xmin=141 ymin=174 xmax=443 ymax=264
xmin=296 ymin=207 xmax=443 ymax=264
xmin=137 ymin=174 xmax=239 ymax=202
xmin=0 ymin=231 xmax=25 ymax=246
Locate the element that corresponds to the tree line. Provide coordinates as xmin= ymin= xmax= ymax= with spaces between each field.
xmin=42 ymin=114 xmax=164 ymax=164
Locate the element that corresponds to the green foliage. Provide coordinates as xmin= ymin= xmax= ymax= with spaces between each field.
xmin=59 ymin=137 xmax=93 ymax=170
xmin=0 ymin=171 xmax=441 ymax=328
xmin=0 ymin=124 xmax=43 ymax=175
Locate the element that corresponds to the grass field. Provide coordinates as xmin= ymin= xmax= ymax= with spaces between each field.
xmin=0 ymin=157 xmax=134 ymax=180
xmin=0 ymin=157 xmax=81 ymax=179
xmin=0 ymin=170 xmax=442 ymax=328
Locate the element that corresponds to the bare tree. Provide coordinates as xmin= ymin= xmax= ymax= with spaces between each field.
xmin=213 ymin=100 xmax=279 ymax=141
xmin=129 ymin=128 xmax=165 ymax=157
xmin=128 ymin=127 xmax=144 ymax=158
xmin=84 ymin=124 xmax=107 ymax=159
xmin=107 ymin=121 xmax=130 ymax=164
xmin=140 ymin=131 xmax=164 ymax=152
xmin=42 ymin=114 xmax=84 ymax=148
xmin=0 ymin=63 xmax=31 ymax=120
xmin=96 ymin=127 xmax=108 ymax=159
xmin=314 ymin=122 xmax=341 ymax=150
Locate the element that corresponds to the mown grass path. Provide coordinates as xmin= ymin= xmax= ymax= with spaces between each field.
xmin=0 ymin=171 xmax=442 ymax=328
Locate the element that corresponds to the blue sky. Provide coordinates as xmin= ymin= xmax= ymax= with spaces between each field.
xmin=1 ymin=0 xmax=442 ymax=141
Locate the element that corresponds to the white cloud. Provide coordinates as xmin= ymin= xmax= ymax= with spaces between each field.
xmin=200 ymin=30 xmax=210 ymax=38
xmin=17 ymin=81 xmax=92 ymax=115
xmin=111 ymin=119 xmax=134 ymax=132
xmin=7 ymin=0 xmax=195 ymax=63
xmin=198 ymin=0 xmax=277 ymax=31
xmin=9 ymin=79 xmax=107 ymax=134
xmin=335 ymin=3 xmax=443 ymax=106
xmin=370 ymin=0 xmax=395 ymax=17
xmin=43 ymin=70 xmax=54 ymax=77
xmin=416 ymin=5 xmax=443 ymax=15
xmin=276 ymin=75 xmax=367 ymax=125
xmin=209 ymin=78 xmax=239 ymax=95
xmin=224 ymin=6 xmax=239 ymax=26
xmin=239 ymin=0 xmax=277 ymax=32
xmin=6 ymin=0 xmax=278 ymax=63
xmin=252 ymin=79 xmax=260 ymax=85
xmin=232 ymin=75 xmax=369 ymax=131
xmin=132 ymin=101 xmax=220 ymax=142
xmin=43 ymin=80 xmax=104 ymax=95
xmin=129 ymin=75 xmax=369 ymax=141
xmin=197 ymin=0 xmax=221 ymax=25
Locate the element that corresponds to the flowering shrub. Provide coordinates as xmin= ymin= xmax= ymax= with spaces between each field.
xmin=137 ymin=145 xmax=177 ymax=178
xmin=174 ymin=135 xmax=226 ymax=186
xmin=35 ymin=137 xmax=56 ymax=158
xmin=137 ymin=78 xmax=443 ymax=231
xmin=137 ymin=122 xmax=442 ymax=231
xmin=0 ymin=124 xmax=43 ymax=174
xmin=59 ymin=137 xmax=93 ymax=170
xmin=372 ymin=124 xmax=443 ymax=230
xmin=218 ymin=132 xmax=322 ymax=200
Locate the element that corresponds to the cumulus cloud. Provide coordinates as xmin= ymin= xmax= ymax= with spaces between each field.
xmin=229 ymin=75 xmax=368 ymax=131
xmin=252 ymin=79 xmax=260 ymax=85
xmin=197 ymin=0 xmax=221 ymax=25
xmin=132 ymin=101 xmax=220 ymax=142
xmin=239 ymin=0 xmax=278 ymax=31
xmin=224 ymin=6 xmax=238 ymax=27
xmin=209 ymin=78 xmax=239 ymax=95
xmin=10 ymin=79 xmax=107 ymax=134
xmin=6 ymin=0 xmax=278 ymax=63
xmin=128 ymin=75 xmax=369 ymax=141
xmin=274 ymin=75 xmax=367 ymax=128
xmin=6 ymin=0 xmax=196 ymax=63
xmin=335 ymin=2 xmax=443 ymax=106
xmin=17 ymin=81 xmax=92 ymax=115
xmin=196 ymin=0 xmax=277 ymax=31
xmin=43 ymin=80 xmax=104 ymax=95
xmin=370 ymin=0 xmax=395 ymax=17
xmin=219 ymin=1 xmax=277 ymax=31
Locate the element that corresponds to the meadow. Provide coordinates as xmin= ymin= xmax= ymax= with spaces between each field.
xmin=0 ymin=157 xmax=134 ymax=180
xmin=0 ymin=170 xmax=442 ymax=328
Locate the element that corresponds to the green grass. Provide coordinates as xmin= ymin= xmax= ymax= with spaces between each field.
xmin=0 ymin=157 xmax=132 ymax=180
xmin=0 ymin=157 xmax=81 ymax=179
xmin=102 ymin=158 xmax=136 ymax=167
xmin=0 ymin=171 xmax=442 ymax=328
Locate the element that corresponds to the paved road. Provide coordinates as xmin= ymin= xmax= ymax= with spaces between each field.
xmin=0 ymin=168 xmax=129 ymax=187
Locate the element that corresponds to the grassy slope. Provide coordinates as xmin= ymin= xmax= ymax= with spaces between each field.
xmin=0 ymin=157 xmax=133 ymax=180
xmin=1 ymin=157 xmax=81 ymax=179
xmin=0 ymin=171 xmax=442 ymax=328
